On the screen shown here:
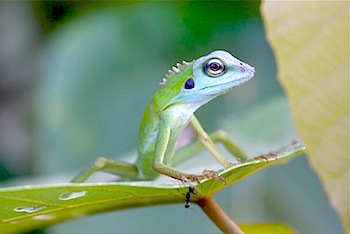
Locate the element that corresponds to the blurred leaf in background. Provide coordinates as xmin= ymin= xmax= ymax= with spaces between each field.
xmin=262 ymin=1 xmax=349 ymax=232
xmin=0 ymin=1 xmax=40 ymax=180
xmin=0 ymin=1 xmax=344 ymax=233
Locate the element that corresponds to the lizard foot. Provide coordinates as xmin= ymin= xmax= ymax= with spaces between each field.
xmin=246 ymin=152 xmax=278 ymax=163
xmin=201 ymin=169 xmax=226 ymax=184
xmin=182 ymin=169 xmax=226 ymax=184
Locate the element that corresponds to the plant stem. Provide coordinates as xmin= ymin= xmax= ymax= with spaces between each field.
xmin=197 ymin=196 xmax=243 ymax=234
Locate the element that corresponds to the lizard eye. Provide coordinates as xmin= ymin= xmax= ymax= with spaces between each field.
xmin=184 ymin=78 xmax=195 ymax=89
xmin=204 ymin=58 xmax=225 ymax=77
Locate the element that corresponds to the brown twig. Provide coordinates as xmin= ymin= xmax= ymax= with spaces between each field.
xmin=197 ymin=196 xmax=244 ymax=234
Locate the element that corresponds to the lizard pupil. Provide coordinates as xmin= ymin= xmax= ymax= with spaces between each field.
xmin=209 ymin=62 xmax=220 ymax=71
xmin=204 ymin=58 xmax=225 ymax=77
xmin=184 ymin=78 xmax=195 ymax=89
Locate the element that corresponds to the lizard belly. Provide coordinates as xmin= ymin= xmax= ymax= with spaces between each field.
xmin=136 ymin=104 xmax=194 ymax=179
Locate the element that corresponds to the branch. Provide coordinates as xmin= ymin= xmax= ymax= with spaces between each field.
xmin=197 ymin=196 xmax=243 ymax=234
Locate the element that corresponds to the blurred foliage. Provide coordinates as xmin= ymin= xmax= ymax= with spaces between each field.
xmin=262 ymin=1 xmax=349 ymax=232
xmin=0 ymin=1 xmax=344 ymax=234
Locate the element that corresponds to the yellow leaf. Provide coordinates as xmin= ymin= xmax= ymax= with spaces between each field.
xmin=261 ymin=1 xmax=349 ymax=232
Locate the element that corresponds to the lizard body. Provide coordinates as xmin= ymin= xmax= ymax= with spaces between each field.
xmin=72 ymin=50 xmax=255 ymax=183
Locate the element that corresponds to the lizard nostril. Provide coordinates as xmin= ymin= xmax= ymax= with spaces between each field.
xmin=239 ymin=63 xmax=255 ymax=74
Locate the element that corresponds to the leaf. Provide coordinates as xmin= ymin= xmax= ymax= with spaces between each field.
xmin=0 ymin=143 xmax=303 ymax=233
xmin=261 ymin=1 xmax=349 ymax=232
xmin=240 ymin=223 xmax=295 ymax=234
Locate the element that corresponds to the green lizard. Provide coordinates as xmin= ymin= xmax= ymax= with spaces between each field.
xmin=72 ymin=50 xmax=255 ymax=183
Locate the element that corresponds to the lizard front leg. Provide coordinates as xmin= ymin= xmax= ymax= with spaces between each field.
xmin=151 ymin=117 xmax=196 ymax=181
xmin=152 ymin=112 xmax=224 ymax=182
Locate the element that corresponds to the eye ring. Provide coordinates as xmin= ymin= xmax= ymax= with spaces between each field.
xmin=204 ymin=58 xmax=225 ymax=77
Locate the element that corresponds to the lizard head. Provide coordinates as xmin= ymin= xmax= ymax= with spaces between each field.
xmin=169 ymin=50 xmax=255 ymax=109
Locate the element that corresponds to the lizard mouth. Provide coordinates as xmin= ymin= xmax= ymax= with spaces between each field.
xmin=199 ymin=73 xmax=254 ymax=92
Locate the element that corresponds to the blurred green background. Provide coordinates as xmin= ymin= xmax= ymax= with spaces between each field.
xmin=0 ymin=1 xmax=343 ymax=234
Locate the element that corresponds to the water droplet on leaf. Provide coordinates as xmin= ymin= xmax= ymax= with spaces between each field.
xmin=14 ymin=205 xmax=46 ymax=213
xmin=59 ymin=190 xmax=87 ymax=201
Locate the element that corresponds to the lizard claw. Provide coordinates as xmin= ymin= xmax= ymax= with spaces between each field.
xmin=182 ymin=169 xmax=226 ymax=184
xmin=181 ymin=175 xmax=197 ymax=183
xmin=201 ymin=169 xmax=226 ymax=184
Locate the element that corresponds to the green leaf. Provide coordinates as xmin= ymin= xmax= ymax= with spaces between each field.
xmin=261 ymin=1 xmax=349 ymax=232
xmin=0 ymin=143 xmax=303 ymax=233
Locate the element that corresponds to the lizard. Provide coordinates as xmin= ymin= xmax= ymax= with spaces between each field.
xmin=72 ymin=50 xmax=255 ymax=183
